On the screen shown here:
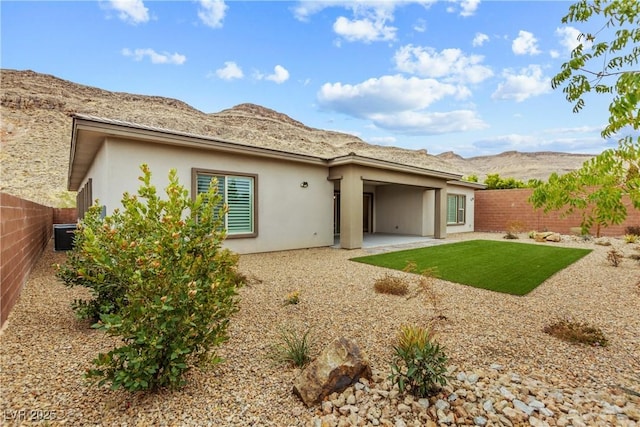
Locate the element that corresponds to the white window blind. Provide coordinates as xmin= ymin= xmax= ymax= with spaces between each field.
xmin=196 ymin=173 xmax=254 ymax=235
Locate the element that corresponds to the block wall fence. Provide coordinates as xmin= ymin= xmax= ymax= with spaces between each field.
xmin=474 ymin=188 xmax=640 ymax=236
xmin=0 ymin=193 xmax=76 ymax=329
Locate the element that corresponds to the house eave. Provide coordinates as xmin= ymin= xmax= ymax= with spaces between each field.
xmin=447 ymin=180 xmax=487 ymax=190
xmin=327 ymin=153 xmax=462 ymax=181
xmin=68 ymin=114 xmax=328 ymax=191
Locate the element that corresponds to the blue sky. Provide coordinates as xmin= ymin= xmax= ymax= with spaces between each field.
xmin=0 ymin=0 xmax=622 ymax=157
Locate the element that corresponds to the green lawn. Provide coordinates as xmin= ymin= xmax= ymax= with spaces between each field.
xmin=351 ymin=240 xmax=592 ymax=295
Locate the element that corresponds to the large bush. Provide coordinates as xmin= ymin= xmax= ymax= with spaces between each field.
xmin=57 ymin=165 xmax=244 ymax=391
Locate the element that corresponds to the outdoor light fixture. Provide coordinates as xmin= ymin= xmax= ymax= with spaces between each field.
xmin=300 ymin=181 xmax=309 ymax=188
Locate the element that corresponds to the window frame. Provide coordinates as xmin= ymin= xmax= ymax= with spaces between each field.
xmin=446 ymin=194 xmax=466 ymax=225
xmin=192 ymin=168 xmax=258 ymax=239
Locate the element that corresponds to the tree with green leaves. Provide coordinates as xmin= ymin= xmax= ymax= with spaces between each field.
xmin=530 ymin=0 xmax=640 ymax=236
xmin=484 ymin=173 xmax=527 ymax=190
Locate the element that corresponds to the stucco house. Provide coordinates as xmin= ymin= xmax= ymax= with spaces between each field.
xmin=68 ymin=114 xmax=484 ymax=254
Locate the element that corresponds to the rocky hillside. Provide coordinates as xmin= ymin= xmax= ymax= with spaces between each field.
xmin=0 ymin=69 xmax=593 ymax=206
xmin=437 ymin=151 xmax=594 ymax=182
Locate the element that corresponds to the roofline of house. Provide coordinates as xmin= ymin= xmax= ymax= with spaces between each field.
xmin=68 ymin=114 xmax=328 ymax=191
xmin=328 ymin=153 xmax=462 ymax=180
xmin=447 ymin=179 xmax=487 ymax=189
xmin=68 ymin=114 xmax=464 ymax=191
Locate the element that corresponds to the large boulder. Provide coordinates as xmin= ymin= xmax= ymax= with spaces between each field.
xmin=532 ymin=231 xmax=561 ymax=242
xmin=293 ymin=337 xmax=372 ymax=407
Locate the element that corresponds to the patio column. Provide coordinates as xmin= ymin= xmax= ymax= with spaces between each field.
xmin=434 ymin=188 xmax=447 ymax=239
xmin=340 ymin=167 xmax=363 ymax=249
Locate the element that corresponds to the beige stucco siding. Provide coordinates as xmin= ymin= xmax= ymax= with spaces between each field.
xmin=81 ymin=140 xmax=110 ymax=208
xmin=85 ymin=138 xmax=334 ymax=254
xmin=375 ymin=185 xmax=426 ymax=235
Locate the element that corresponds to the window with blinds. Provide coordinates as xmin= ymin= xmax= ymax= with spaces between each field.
xmin=447 ymin=194 xmax=465 ymax=225
xmin=194 ymin=170 xmax=256 ymax=236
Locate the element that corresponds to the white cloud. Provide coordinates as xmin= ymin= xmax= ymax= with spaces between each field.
xmin=368 ymin=136 xmax=397 ymax=145
xmin=543 ymin=125 xmax=604 ymax=135
xmin=333 ymin=15 xmax=397 ymax=43
xmin=317 ymin=74 xmax=486 ymax=134
xmin=472 ymin=32 xmax=489 ymax=47
xmin=214 ymin=61 xmax=243 ymax=80
xmin=265 ymin=65 xmax=290 ymax=84
xmin=459 ymin=0 xmax=480 ymax=17
xmin=555 ymin=26 xmax=591 ymax=55
xmin=121 ymin=48 xmax=186 ymax=65
xmin=413 ymin=19 xmax=427 ymax=33
xmin=318 ymin=75 xmax=465 ymax=115
xmin=394 ymin=45 xmax=493 ymax=84
xmin=292 ymin=1 xmax=438 ymax=42
xmin=471 ymin=132 xmax=612 ymax=154
xmin=491 ymin=65 xmax=551 ymax=102
xmin=549 ymin=50 xmax=560 ymax=58
xmin=370 ymin=110 xmax=487 ymax=134
xmin=107 ymin=0 xmax=149 ymax=24
xmin=512 ymin=30 xmax=541 ymax=55
xmin=198 ymin=0 xmax=227 ymax=28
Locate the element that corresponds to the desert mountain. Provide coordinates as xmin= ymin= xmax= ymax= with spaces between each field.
xmin=437 ymin=150 xmax=595 ymax=182
xmin=1 ymin=69 xmax=593 ymax=206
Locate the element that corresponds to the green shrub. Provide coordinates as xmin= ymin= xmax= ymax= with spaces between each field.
xmin=624 ymin=234 xmax=639 ymax=244
xmin=389 ymin=325 xmax=448 ymax=397
xmin=374 ymin=275 xmax=409 ymax=296
xmin=58 ymin=165 xmax=244 ymax=391
xmin=56 ymin=205 xmax=129 ymax=321
xmin=269 ymin=326 xmax=313 ymax=367
xmin=543 ymin=318 xmax=608 ymax=347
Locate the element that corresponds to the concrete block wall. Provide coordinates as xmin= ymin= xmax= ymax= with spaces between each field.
xmin=54 ymin=208 xmax=77 ymax=225
xmin=0 ymin=193 xmax=77 ymax=328
xmin=1 ymin=193 xmax=54 ymax=327
xmin=475 ymin=188 xmax=640 ymax=236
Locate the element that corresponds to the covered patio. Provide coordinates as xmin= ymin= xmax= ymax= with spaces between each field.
xmin=332 ymin=232 xmax=448 ymax=253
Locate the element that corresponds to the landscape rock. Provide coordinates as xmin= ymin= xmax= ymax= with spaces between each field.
xmin=293 ymin=337 xmax=372 ymax=406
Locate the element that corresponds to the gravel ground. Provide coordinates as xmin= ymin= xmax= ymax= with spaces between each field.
xmin=1 ymin=232 xmax=639 ymax=426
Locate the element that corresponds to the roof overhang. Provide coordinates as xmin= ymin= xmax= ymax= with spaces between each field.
xmin=68 ymin=114 xmax=327 ymax=191
xmin=327 ymin=153 xmax=462 ymax=181
xmin=447 ymin=179 xmax=487 ymax=190
xmin=68 ymin=115 xmax=466 ymax=192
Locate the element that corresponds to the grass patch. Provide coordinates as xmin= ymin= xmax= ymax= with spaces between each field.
xmin=352 ymin=240 xmax=591 ymax=295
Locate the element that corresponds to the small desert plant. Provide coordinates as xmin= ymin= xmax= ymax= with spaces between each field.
xmin=269 ymin=326 xmax=313 ymax=368
xmin=624 ymin=234 xmax=639 ymax=244
xmin=607 ymin=248 xmax=623 ymax=267
xmin=374 ymin=274 xmax=409 ymax=296
xmin=543 ymin=318 xmax=608 ymax=347
xmin=404 ymin=262 xmax=444 ymax=321
xmin=389 ymin=325 xmax=448 ymax=397
xmin=284 ymin=290 xmax=300 ymax=305
xmin=504 ymin=221 xmax=524 ymax=239
xmin=625 ymin=225 xmax=640 ymax=236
